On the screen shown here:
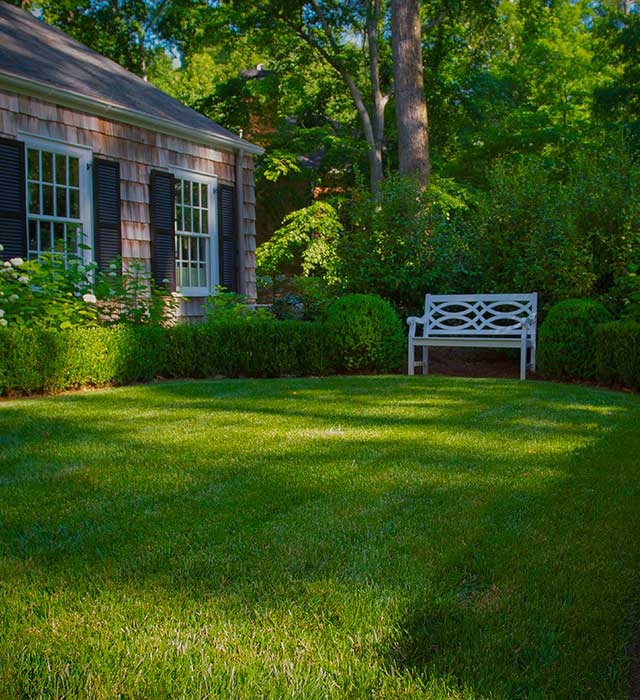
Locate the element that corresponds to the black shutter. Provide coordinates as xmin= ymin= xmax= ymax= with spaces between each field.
xmin=149 ymin=170 xmax=175 ymax=291
xmin=218 ymin=184 xmax=238 ymax=292
xmin=93 ymin=158 xmax=122 ymax=270
xmin=0 ymin=138 xmax=27 ymax=260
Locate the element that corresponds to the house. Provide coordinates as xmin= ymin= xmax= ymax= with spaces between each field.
xmin=0 ymin=2 xmax=263 ymax=317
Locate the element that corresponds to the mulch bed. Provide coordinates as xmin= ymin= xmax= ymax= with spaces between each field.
xmin=417 ymin=347 xmax=541 ymax=380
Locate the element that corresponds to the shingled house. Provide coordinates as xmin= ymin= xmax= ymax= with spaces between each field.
xmin=0 ymin=2 xmax=262 ymax=317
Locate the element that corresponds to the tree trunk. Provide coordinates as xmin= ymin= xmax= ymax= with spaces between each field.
xmin=391 ymin=0 xmax=430 ymax=186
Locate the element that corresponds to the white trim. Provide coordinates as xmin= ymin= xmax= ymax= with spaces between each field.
xmin=21 ymin=133 xmax=93 ymax=265
xmin=170 ymin=168 xmax=218 ymax=298
xmin=0 ymin=71 xmax=264 ymax=156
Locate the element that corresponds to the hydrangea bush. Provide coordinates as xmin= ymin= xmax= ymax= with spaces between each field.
xmin=0 ymin=245 xmax=177 ymax=329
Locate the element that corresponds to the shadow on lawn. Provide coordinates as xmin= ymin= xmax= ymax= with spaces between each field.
xmin=1 ymin=377 xmax=639 ymax=697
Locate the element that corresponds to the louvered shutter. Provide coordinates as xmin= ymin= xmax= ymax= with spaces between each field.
xmin=149 ymin=170 xmax=175 ymax=291
xmin=218 ymin=184 xmax=238 ymax=292
xmin=93 ymin=158 xmax=121 ymax=270
xmin=0 ymin=138 xmax=27 ymax=260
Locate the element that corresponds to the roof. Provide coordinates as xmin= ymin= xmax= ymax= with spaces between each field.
xmin=0 ymin=2 xmax=263 ymax=155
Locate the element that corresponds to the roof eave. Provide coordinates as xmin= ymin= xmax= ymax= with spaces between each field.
xmin=0 ymin=71 xmax=265 ymax=157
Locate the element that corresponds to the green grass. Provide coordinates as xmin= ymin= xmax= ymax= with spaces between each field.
xmin=1 ymin=376 xmax=639 ymax=699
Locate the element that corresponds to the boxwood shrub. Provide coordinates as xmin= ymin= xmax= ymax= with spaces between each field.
xmin=326 ymin=294 xmax=405 ymax=373
xmin=0 ymin=320 xmax=336 ymax=396
xmin=595 ymin=320 xmax=640 ymax=389
xmin=538 ymin=299 xmax=613 ymax=379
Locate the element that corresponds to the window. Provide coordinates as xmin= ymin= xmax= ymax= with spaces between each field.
xmin=173 ymin=171 xmax=217 ymax=296
xmin=23 ymin=136 xmax=92 ymax=264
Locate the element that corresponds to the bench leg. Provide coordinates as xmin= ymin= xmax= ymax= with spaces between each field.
xmin=530 ymin=342 xmax=536 ymax=372
xmin=408 ymin=340 xmax=414 ymax=375
xmin=520 ymin=336 xmax=527 ymax=380
xmin=422 ymin=347 xmax=429 ymax=375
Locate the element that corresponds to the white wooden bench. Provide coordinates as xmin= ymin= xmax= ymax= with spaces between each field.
xmin=407 ymin=293 xmax=538 ymax=380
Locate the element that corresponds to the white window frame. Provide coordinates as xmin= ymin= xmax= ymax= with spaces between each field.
xmin=170 ymin=167 xmax=218 ymax=297
xmin=19 ymin=132 xmax=93 ymax=266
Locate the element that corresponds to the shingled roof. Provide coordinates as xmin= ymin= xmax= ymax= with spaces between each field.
xmin=0 ymin=2 xmax=262 ymax=154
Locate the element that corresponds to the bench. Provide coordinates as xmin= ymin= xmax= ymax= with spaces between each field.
xmin=407 ymin=293 xmax=538 ymax=380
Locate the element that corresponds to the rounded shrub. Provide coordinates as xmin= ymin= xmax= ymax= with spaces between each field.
xmin=595 ymin=320 xmax=640 ymax=389
xmin=327 ymin=293 xmax=404 ymax=373
xmin=538 ymin=299 xmax=613 ymax=380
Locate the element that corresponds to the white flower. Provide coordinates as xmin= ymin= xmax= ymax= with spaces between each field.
xmin=2 ymin=261 xmax=10 ymax=268
xmin=18 ymin=276 xmax=29 ymax=284
xmin=0 ymin=318 xmax=7 ymax=327
xmin=0 ymin=243 xmax=3 ymax=252
xmin=8 ymin=294 xmax=18 ymax=302
xmin=82 ymin=293 xmax=97 ymax=304
xmin=0 ymin=309 xmax=4 ymax=317
xmin=9 ymin=257 xmax=24 ymax=266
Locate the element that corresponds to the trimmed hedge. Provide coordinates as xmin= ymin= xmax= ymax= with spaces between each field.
xmin=326 ymin=294 xmax=404 ymax=373
xmin=538 ymin=299 xmax=613 ymax=380
xmin=595 ymin=320 xmax=640 ymax=389
xmin=0 ymin=320 xmax=336 ymax=396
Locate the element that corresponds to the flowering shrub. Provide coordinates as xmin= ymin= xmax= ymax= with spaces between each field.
xmin=0 ymin=249 xmax=98 ymax=330
xmin=0 ymin=246 xmax=177 ymax=330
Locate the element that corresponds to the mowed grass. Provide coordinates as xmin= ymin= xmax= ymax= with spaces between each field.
xmin=0 ymin=377 xmax=639 ymax=699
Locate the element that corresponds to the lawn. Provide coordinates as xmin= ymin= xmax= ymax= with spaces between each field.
xmin=1 ymin=376 xmax=639 ymax=699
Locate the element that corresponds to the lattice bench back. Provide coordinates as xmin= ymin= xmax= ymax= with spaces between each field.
xmin=423 ymin=293 xmax=538 ymax=338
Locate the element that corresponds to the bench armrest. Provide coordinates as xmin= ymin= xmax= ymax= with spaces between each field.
xmin=406 ymin=315 xmax=427 ymax=326
xmin=521 ymin=313 xmax=537 ymax=329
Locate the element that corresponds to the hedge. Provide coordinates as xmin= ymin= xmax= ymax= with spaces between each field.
xmin=595 ymin=320 xmax=640 ymax=389
xmin=538 ymin=299 xmax=613 ymax=380
xmin=0 ymin=320 xmax=337 ymax=396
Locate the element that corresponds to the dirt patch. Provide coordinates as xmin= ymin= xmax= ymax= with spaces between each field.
xmin=418 ymin=347 xmax=540 ymax=380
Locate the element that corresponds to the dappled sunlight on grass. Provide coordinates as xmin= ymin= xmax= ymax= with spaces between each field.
xmin=0 ymin=376 xmax=639 ymax=698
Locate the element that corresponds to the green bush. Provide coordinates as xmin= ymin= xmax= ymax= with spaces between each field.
xmin=538 ymin=299 xmax=613 ymax=379
xmin=165 ymin=320 xmax=334 ymax=379
xmin=327 ymin=294 xmax=404 ymax=373
xmin=0 ymin=325 xmax=167 ymax=395
xmin=595 ymin=320 xmax=640 ymax=389
xmin=0 ymin=320 xmax=335 ymax=396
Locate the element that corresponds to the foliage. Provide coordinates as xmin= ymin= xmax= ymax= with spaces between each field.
xmin=0 ymin=320 xmax=336 ymax=395
xmin=0 ymin=325 xmax=166 ymax=395
xmin=595 ymin=319 xmax=640 ymax=389
xmin=256 ymin=202 xmax=343 ymax=291
xmin=0 ymin=252 xmax=177 ymax=330
xmin=94 ymin=258 xmax=178 ymax=326
xmin=268 ymin=276 xmax=335 ymax=321
xmin=203 ymin=287 xmax=272 ymax=323
xmin=326 ymin=293 xmax=404 ymax=373
xmin=165 ymin=320 xmax=334 ymax=379
xmin=0 ymin=253 xmax=98 ymax=330
xmin=537 ymin=299 xmax=613 ymax=380
xmin=336 ymin=175 xmax=476 ymax=312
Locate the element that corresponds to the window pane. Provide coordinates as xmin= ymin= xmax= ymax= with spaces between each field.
xmin=40 ymin=222 xmax=52 ymax=251
xmin=67 ymin=223 xmax=81 ymax=250
xmin=43 ymin=185 xmax=54 ymax=215
xmin=28 ymin=148 xmax=40 ymax=181
xmin=42 ymin=151 xmax=53 ymax=183
xmin=201 ymin=209 xmax=208 ymax=233
xmin=175 ymin=181 xmax=182 ymax=204
xmin=28 ymin=220 xmax=38 ymax=253
xmin=53 ymin=222 xmax=65 ymax=252
xmin=69 ymin=189 xmax=79 ymax=218
xmin=193 ymin=209 xmax=200 ymax=233
xmin=55 ymin=154 xmax=67 ymax=185
xmin=193 ymin=182 xmax=200 ymax=207
xmin=201 ymin=184 xmax=207 ymax=209
xmin=69 ymin=157 xmax=79 ymax=187
xmin=28 ymin=182 xmax=40 ymax=215
xmin=198 ymin=237 xmax=207 ymax=263
xmin=56 ymin=186 xmax=67 ymax=218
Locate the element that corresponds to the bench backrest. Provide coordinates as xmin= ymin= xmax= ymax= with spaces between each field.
xmin=423 ymin=293 xmax=538 ymax=337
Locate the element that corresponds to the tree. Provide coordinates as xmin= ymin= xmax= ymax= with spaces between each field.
xmin=391 ymin=0 xmax=430 ymax=185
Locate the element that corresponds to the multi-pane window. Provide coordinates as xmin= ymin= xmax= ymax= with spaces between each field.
xmin=174 ymin=174 xmax=216 ymax=295
xmin=24 ymin=138 xmax=91 ymax=263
